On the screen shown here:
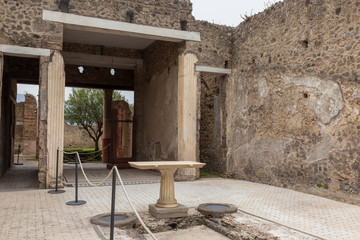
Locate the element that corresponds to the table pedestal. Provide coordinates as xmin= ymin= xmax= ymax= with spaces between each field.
xmin=156 ymin=169 xmax=178 ymax=208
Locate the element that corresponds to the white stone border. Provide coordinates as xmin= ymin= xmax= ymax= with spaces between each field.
xmin=0 ymin=44 xmax=51 ymax=58
xmin=195 ymin=65 xmax=231 ymax=75
xmin=43 ymin=10 xmax=201 ymax=43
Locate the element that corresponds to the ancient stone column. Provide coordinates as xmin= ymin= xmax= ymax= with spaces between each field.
xmin=38 ymin=51 xmax=65 ymax=188
xmin=134 ymin=65 xmax=143 ymax=160
xmin=102 ymin=89 xmax=113 ymax=163
xmin=0 ymin=52 xmax=3 ymax=132
xmin=177 ymin=53 xmax=200 ymax=181
xmin=0 ymin=52 xmax=3 ymax=176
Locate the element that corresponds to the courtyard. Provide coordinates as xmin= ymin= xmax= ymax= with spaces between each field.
xmin=0 ymin=159 xmax=359 ymax=239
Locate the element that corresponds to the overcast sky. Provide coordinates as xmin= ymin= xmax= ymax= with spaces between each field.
xmin=17 ymin=0 xmax=281 ymax=103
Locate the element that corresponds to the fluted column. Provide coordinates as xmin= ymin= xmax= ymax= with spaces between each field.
xmin=39 ymin=51 xmax=65 ymax=188
xmin=156 ymin=168 xmax=178 ymax=208
xmin=177 ymin=53 xmax=200 ymax=181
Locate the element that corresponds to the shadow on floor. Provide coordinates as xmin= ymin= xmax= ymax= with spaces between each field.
xmin=0 ymin=157 xmax=38 ymax=191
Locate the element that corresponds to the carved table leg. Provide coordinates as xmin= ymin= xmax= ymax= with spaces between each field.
xmin=156 ymin=168 xmax=178 ymax=208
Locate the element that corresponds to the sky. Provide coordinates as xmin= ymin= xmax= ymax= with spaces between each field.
xmin=17 ymin=0 xmax=281 ymax=104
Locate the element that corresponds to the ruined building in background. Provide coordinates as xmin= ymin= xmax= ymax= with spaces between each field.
xmin=15 ymin=94 xmax=38 ymax=156
xmin=0 ymin=0 xmax=359 ymax=203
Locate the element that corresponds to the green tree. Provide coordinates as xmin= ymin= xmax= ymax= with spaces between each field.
xmin=64 ymin=88 xmax=125 ymax=151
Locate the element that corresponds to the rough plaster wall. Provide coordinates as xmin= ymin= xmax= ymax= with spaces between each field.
xmin=227 ymin=0 xmax=360 ymax=199
xmin=0 ymin=0 xmax=62 ymax=49
xmin=139 ymin=42 xmax=179 ymax=161
xmin=200 ymin=73 xmax=227 ymax=173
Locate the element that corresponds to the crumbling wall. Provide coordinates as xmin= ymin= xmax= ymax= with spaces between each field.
xmin=0 ymin=0 xmax=194 ymax=50
xmin=200 ymin=73 xmax=227 ymax=173
xmin=68 ymin=0 xmax=193 ymax=30
xmin=15 ymin=102 xmax=24 ymax=149
xmin=63 ymin=124 xmax=96 ymax=149
xmin=227 ymin=0 xmax=360 ymax=199
xmin=22 ymin=94 xmax=37 ymax=155
xmin=0 ymin=0 xmax=62 ymax=49
xmin=138 ymin=41 xmax=180 ymax=161
xmin=188 ymin=21 xmax=233 ymax=67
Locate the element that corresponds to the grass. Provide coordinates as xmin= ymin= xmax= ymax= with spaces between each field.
xmin=200 ymin=169 xmax=223 ymax=178
xmin=64 ymin=148 xmax=95 ymax=152
xmin=63 ymin=148 xmax=101 ymax=162
xmin=26 ymin=158 xmax=38 ymax=162
xmin=317 ymin=183 xmax=329 ymax=189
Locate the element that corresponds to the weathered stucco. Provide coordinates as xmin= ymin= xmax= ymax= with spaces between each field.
xmin=226 ymin=0 xmax=360 ymax=200
xmin=139 ymin=42 xmax=180 ymax=162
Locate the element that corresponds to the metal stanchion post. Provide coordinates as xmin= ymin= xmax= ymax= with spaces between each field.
xmin=48 ymin=149 xmax=65 ymax=194
xmin=66 ymin=153 xmax=86 ymax=205
xmin=110 ymin=168 xmax=116 ymax=240
xmin=14 ymin=144 xmax=23 ymax=165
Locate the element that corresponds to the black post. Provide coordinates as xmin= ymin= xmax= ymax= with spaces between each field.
xmin=110 ymin=168 xmax=116 ymax=240
xmin=14 ymin=144 xmax=23 ymax=165
xmin=48 ymin=149 xmax=65 ymax=194
xmin=66 ymin=153 xmax=86 ymax=205
xmin=108 ymin=144 xmax=110 ymax=163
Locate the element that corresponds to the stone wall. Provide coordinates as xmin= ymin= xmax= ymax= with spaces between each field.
xmin=68 ymin=0 xmax=193 ymax=30
xmin=0 ymin=0 xmax=195 ymax=50
xmin=0 ymin=0 xmax=62 ymax=49
xmin=188 ymin=21 xmax=233 ymax=67
xmin=200 ymin=73 xmax=227 ymax=173
xmin=64 ymin=124 xmax=96 ymax=149
xmin=22 ymin=94 xmax=37 ymax=155
xmin=15 ymin=102 xmax=24 ymax=149
xmin=226 ymin=0 xmax=360 ymax=199
xmin=15 ymin=94 xmax=37 ymax=156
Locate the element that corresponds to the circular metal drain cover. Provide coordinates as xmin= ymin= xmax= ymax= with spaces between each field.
xmin=101 ymin=215 xmax=127 ymax=222
xmin=197 ymin=203 xmax=237 ymax=217
xmin=91 ymin=213 xmax=137 ymax=228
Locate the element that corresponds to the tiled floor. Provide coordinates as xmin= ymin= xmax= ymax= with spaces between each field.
xmin=0 ymin=158 xmax=38 ymax=191
xmin=1 ymin=164 xmax=360 ymax=239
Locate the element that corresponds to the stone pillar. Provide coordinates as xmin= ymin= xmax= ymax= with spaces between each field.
xmin=102 ymin=89 xmax=113 ymax=163
xmin=0 ymin=52 xmax=2 ymax=126
xmin=177 ymin=53 xmax=200 ymax=181
xmin=134 ymin=65 xmax=143 ymax=160
xmin=38 ymin=51 xmax=65 ymax=188
xmin=0 ymin=52 xmax=3 ymax=176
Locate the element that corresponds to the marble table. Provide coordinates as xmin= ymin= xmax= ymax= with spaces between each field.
xmin=129 ymin=161 xmax=206 ymax=208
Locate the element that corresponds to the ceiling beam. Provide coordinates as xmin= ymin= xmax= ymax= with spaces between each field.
xmin=62 ymin=52 xmax=143 ymax=70
xmin=0 ymin=44 xmax=50 ymax=58
xmin=43 ymin=10 xmax=201 ymax=43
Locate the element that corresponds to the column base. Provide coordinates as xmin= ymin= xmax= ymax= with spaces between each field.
xmin=149 ymin=204 xmax=188 ymax=219
xmin=102 ymin=138 xmax=111 ymax=163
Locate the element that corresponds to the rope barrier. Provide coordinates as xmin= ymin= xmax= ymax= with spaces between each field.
xmin=114 ymin=166 xmax=158 ymax=240
xmin=76 ymin=152 xmax=114 ymax=187
xmin=62 ymin=149 xmax=158 ymax=240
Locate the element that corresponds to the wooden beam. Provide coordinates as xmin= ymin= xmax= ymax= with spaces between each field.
xmin=62 ymin=52 xmax=142 ymax=70
xmin=65 ymin=65 xmax=134 ymax=90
